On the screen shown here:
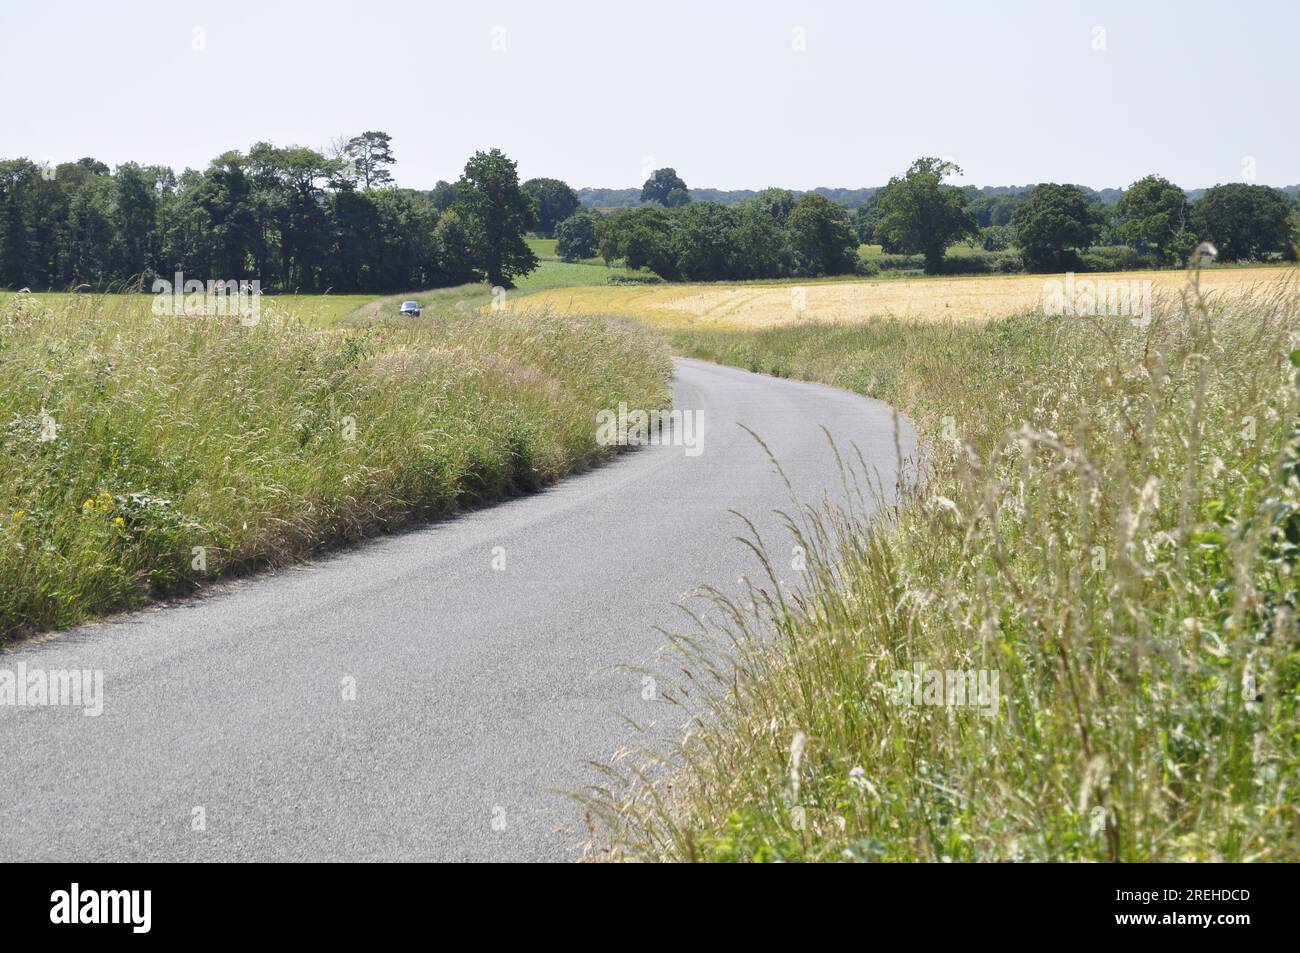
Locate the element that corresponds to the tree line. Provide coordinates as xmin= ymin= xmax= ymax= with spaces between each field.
xmin=0 ymin=134 xmax=541 ymax=292
xmin=2 ymin=139 xmax=1297 ymax=292
xmin=564 ymin=159 xmax=1299 ymax=282
xmin=853 ymin=158 xmax=1298 ymax=273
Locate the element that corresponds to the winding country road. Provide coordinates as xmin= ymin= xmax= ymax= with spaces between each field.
xmin=0 ymin=358 xmax=917 ymax=862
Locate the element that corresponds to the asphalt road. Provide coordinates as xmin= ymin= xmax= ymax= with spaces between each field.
xmin=0 ymin=358 xmax=917 ymax=862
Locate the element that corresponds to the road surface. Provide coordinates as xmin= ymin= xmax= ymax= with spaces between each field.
xmin=0 ymin=358 xmax=917 ymax=862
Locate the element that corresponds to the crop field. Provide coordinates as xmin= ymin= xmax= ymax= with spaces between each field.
xmin=514 ymin=264 xmax=1295 ymax=329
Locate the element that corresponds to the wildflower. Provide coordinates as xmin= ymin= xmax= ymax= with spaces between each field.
xmin=849 ymin=766 xmax=878 ymax=798
xmin=113 ymin=516 xmax=125 ymax=527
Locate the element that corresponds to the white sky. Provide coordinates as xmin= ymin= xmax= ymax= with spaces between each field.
xmin=1 ymin=0 xmax=1296 ymax=190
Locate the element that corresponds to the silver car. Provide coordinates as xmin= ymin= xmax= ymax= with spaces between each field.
xmin=399 ymin=300 xmax=422 ymax=317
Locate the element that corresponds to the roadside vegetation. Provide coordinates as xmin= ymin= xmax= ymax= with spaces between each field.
xmin=0 ymin=291 xmax=669 ymax=641
xmin=582 ymin=267 xmax=1300 ymax=861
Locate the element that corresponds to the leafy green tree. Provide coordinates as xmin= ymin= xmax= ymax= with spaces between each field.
xmin=366 ymin=188 xmax=442 ymax=289
xmin=1013 ymin=183 xmax=1103 ymax=271
xmin=452 ymin=148 xmax=538 ymax=287
xmin=65 ymin=175 xmax=115 ymax=287
xmin=245 ymin=143 xmax=340 ymax=289
xmin=198 ymin=154 xmax=262 ymax=280
xmin=432 ymin=208 xmax=479 ymax=285
xmin=1191 ymin=183 xmax=1296 ymax=262
xmin=785 ymin=193 xmax=859 ymax=277
xmin=732 ymin=199 xmax=791 ymax=278
xmin=327 ymin=187 xmax=382 ymax=289
xmin=600 ymin=206 xmax=678 ymax=278
xmin=429 ymin=180 xmax=458 ymax=212
xmin=672 ymin=202 xmax=740 ymax=280
xmin=979 ymin=224 xmax=1015 ymax=251
xmin=753 ymin=188 xmax=796 ymax=228
xmin=853 ymin=200 xmax=878 ymax=245
xmin=641 ymin=168 xmax=691 ymax=207
xmin=110 ymin=162 xmax=160 ymax=282
xmin=1112 ymin=175 xmax=1192 ymax=264
xmin=0 ymin=159 xmax=37 ymax=287
xmin=522 ymin=178 xmax=580 ymax=237
xmin=874 ymin=158 xmax=976 ymax=273
xmin=344 ymin=131 xmax=397 ymax=188
xmin=965 ymin=191 xmax=1025 ymax=228
xmin=555 ymin=211 xmax=600 ymax=261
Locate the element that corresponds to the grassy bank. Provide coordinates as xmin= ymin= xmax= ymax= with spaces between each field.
xmin=0 ymin=292 xmax=669 ymax=641
xmin=585 ymin=271 xmax=1300 ymax=861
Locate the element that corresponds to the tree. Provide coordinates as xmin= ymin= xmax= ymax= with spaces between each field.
xmin=327 ymin=187 xmax=382 ymax=289
xmin=641 ymin=168 xmax=691 ymax=207
xmin=732 ymin=199 xmax=791 ymax=278
xmin=672 ymin=202 xmax=740 ymax=280
xmin=753 ymin=188 xmax=796 ymax=228
xmin=979 ymin=225 xmax=1015 ymax=251
xmin=965 ymin=191 xmax=1025 ymax=228
xmin=1 ymin=140 xmax=506 ymax=293
xmin=366 ymin=188 xmax=442 ymax=289
xmin=110 ymin=162 xmax=160 ymax=282
xmin=555 ymin=211 xmax=600 ymax=261
xmin=432 ymin=208 xmax=479 ymax=285
xmin=65 ymin=175 xmax=115 ymax=286
xmin=1191 ymin=183 xmax=1296 ymax=262
xmin=1013 ymin=183 xmax=1103 ymax=271
xmin=0 ymin=159 xmax=37 ymax=287
xmin=430 ymin=180 xmax=457 ymax=212
xmin=452 ymin=148 xmax=538 ymax=287
xmin=874 ymin=158 xmax=977 ymax=273
xmin=522 ymin=178 xmax=580 ymax=237
xmin=344 ymin=131 xmax=396 ymax=188
xmin=785 ymin=193 xmax=860 ymax=277
xmin=599 ymin=206 xmax=677 ymax=279
xmin=1112 ymin=175 xmax=1193 ymax=264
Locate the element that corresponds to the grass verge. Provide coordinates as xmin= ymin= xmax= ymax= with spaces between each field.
xmin=0 ymin=292 xmax=669 ymax=641
xmin=581 ymin=269 xmax=1300 ymax=861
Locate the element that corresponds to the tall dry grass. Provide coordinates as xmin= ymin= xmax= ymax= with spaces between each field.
xmin=0 ymin=293 xmax=669 ymax=640
xmin=581 ymin=270 xmax=1300 ymax=861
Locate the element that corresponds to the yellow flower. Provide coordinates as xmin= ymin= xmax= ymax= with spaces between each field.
xmin=113 ymin=516 xmax=125 ymax=526
xmin=10 ymin=511 xmax=23 ymax=522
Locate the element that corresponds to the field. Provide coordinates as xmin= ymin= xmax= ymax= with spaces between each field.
xmin=519 ymin=236 xmax=653 ymax=290
xmin=0 ymin=293 xmax=669 ymax=640
xmin=17 ymin=290 xmax=378 ymax=327
xmin=513 ymin=265 xmax=1294 ymax=329
xmin=10 ymin=244 xmax=649 ymax=330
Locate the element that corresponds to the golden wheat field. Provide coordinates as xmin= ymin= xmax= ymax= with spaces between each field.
xmin=514 ymin=265 xmax=1297 ymax=328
